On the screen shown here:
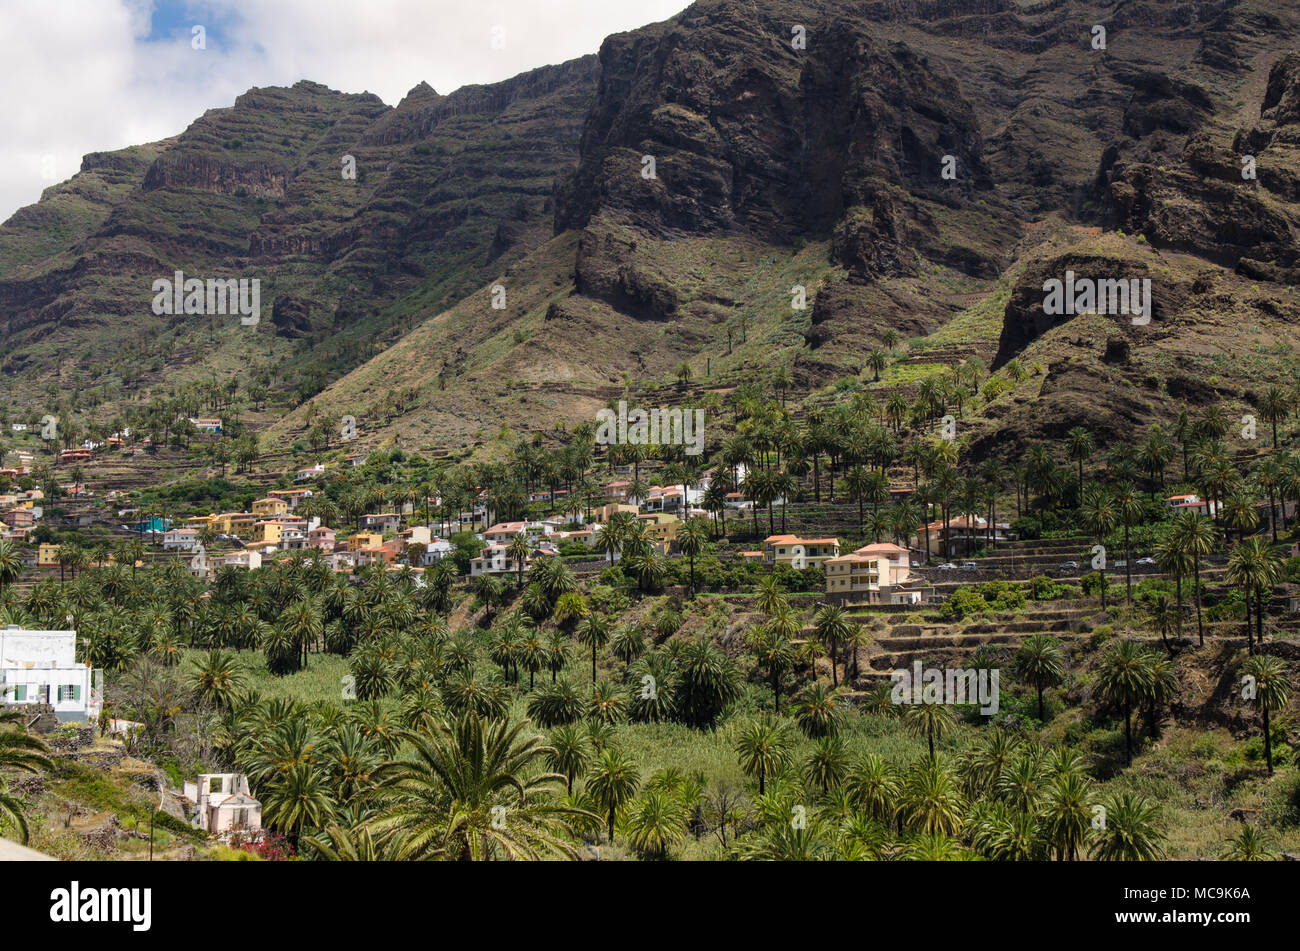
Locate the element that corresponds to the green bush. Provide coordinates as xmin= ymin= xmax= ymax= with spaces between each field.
xmin=939 ymin=587 xmax=990 ymax=621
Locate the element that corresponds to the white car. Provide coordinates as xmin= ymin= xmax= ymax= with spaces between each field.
xmin=937 ymin=562 xmax=958 ymax=570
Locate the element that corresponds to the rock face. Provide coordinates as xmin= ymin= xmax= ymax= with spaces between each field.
xmin=270 ymin=295 xmax=317 ymax=338
xmin=4 ymin=0 xmax=1300 ymax=452
xmin=0 ymin=60 xmax=599 ymax=389
xmin=555 ymin=1 xmax=998 ymax=247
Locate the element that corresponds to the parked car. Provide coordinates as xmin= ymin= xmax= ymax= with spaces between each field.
xmin=1136 ymin=556 xmax=1157 ymax=566
xmin=1058 ymin=561 xmax=1080 ymax=572
xmin=960 ymin=561 xmax=978 ymax=570
xmin=937 ymin=562 xmax=958 ymax=570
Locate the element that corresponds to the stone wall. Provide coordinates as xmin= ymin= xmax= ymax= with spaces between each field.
xmin=0 ymin=702 xmax=59 ymax=733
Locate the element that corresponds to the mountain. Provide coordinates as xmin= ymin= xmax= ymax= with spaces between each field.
xmin=3 ymin=0 xmax=1300 ymax=461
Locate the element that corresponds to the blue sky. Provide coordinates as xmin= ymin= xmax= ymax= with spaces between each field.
xmin=0 ymin=0 xmax=692 ymax=222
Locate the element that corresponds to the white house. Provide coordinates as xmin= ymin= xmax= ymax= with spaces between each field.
xmin=419 ymin=538 xmax=454 ymax=566
xmin=482 ymin=521 xmax=552 ymax=546
xmin=643 ymin=484 xmax=703 ymax=513
xmin=182 ymin=773 xmax=262 ymax=836
xmin=294 ymin=464 xmax=326 ymax=483
xmin=0 ymin=627 xmax=103 ymax=723
xmin=220 ymin=550 xmax=263 ymax=571
xmin=162 ymin=527 xmax=201 ymax=552
xmin=470 ymin=544 xmax=527 ymax=576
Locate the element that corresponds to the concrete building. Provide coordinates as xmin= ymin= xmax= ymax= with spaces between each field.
xmin=0 ymin=627 xmax=103 ymax=723
xmin=182 ymin=773 xmax=262 ymax=836
xmin=763 ymin=534 xmax=840 ymax=569
xmin=824 ymin=543 xmax=927 ymax=604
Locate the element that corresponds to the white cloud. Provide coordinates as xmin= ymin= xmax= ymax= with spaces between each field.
xmin=0 ymin=0 xmax=691 ymax=224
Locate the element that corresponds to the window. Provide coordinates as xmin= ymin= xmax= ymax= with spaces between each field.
xmin=57 ymin=684 xmax=81 ymax=702
xmin=8 ymin=685 xmax=26 ymax=702
xmin=209 ymin=777 xmax=224 ymax=794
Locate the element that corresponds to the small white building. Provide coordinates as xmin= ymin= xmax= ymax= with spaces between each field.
xmin=162 ymin=527 xmax=201 ymax=552
xmin=0 ymin=627 xmax=103 ymax=723
xmin=220 ymin=550 xmax=263 ymax=571
xmin=182 ymin=773 xmax=262 ymax=836
xmin=419 ymin=539 xmax=454 ymax=566
xmin=470 ymin=544 xmax=526 ymax=576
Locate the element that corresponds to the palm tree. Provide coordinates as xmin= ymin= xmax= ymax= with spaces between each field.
xmin=593 ymin=523 xmax=621 ymax=566
xmin=734 ymin=715 xmax=792 ymax=796
xmin=1015 ymin=634 xmax=1065 ymax=721
xmin=189 ymin=649 xmax=245 ymax=710
xmin=586 ymin=746 xmax=641 ymax=844
xmin=1222 ymin=492 xmax=1260 ymax=545
xmin=803 ymin=737 xmax=849 ymax=793
xmin=1240 ymin=654 xmax=1291 ymax=774
xmin=677 ymin=517 xmax=709 ymax=598
xmin=1144 ymin=651 xmax=1177 ymax=739
xmin=1147 ymin=592 xmax=1177 ymax=655
xmin=897 ymin=759 xmax=964 ymax=835
xmin=0 ymin=541 xmax=21 ymax=601
xmin=545 ymin=724 xmax=588 ymax=795
xmin=1065 ymin=427 xmax=1095 ymax=496
xmin=576 ymin=613 xmax=611 ymax=685
xmin=1113 ymin=482 xmax=1143 ymax=603
xmin=793 ymin=683 xmax=843 ymax=739
xmin=1080 ymin=486 xmax=1117 ymax=609
xmin=625 ymin=790 xmax=689 ymax=859
xmin=1154 ymin=529 xmax=1193 ymax=640
xmin=1097 ymin=639 xmax=1152 ymax=766
xmin=1171 ymin=508 xmax=1216 ymax=646
xmin=812 ymin=604 xmax=853 ymax=687
xmin=1222 ymin=824 xmax=1277 ymax=860
xmin=506 ymin=534 xmax=531 ymax=589
xmin=747 ymin=623 xmax=795 ymax=714
xmin=473 ymin=574 xmax=504 ymax=625
xmin=903 ymin=702 xmax=957 ymax=761
xmin=0 ymin=710 xmax=53 ymax=843
xmin=1227 ymin=537 xmax=1283 ymax=651
xmin=866 ymin=348 xmax=888 ymax=382
xmin=1041 ymin=772 xmax=1093 ymax=861
xmin=260 ymin=762 xmax=336 ymax=851
xmin=364 ymin=714 xmax=597 ymax=859
xmin=846 ymin=755 xmax=899 ymax=824
xmin=1088 ymin=792 xmax=1165 ymax=860
xmin=1259 ymin=384 xmax=1289 ymax=450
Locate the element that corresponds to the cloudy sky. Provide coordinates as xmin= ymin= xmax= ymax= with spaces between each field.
xmin=0 ymin=0 xmax=692 ymax=222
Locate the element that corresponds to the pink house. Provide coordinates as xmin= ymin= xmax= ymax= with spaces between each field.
xmin=182 ymin=773 xmax=262 ymax=836
xmin=308 ymin=527 xmax=336 ymax=549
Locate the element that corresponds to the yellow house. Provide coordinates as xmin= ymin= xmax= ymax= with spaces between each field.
xmin=38 ymin=542 xmax=60 ymax=566
xmin=224 ymin=513 xmax=257 ymax=536
xmin=187 ymin=514 xmax=217 ymax=529
xmin=763 ymin=534 xmax=840 ymax=569
xmin=824 ymin=543 xmax=918 ymax=603
xmin=347 ymin=532 xmax=384 ymax=552
xmin=251 ymin=521 xmax=283 ymax=546
xmin=594 ymin=502 xmax=639 ymax=524
xmin=252 ymin=497 xmax=289 ymax=518
xmin=636 ymin=513 xmax=679 ymax=551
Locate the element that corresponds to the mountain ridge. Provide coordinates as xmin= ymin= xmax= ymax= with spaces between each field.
xmin=3 ymin=0 xmax=1300 ymax=466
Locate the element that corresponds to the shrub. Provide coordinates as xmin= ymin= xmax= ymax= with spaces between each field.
xmin=940 ymin=587 xmax=990 ymax=621
xmin=1010 ymin=515 xmax=1042 ymax=540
